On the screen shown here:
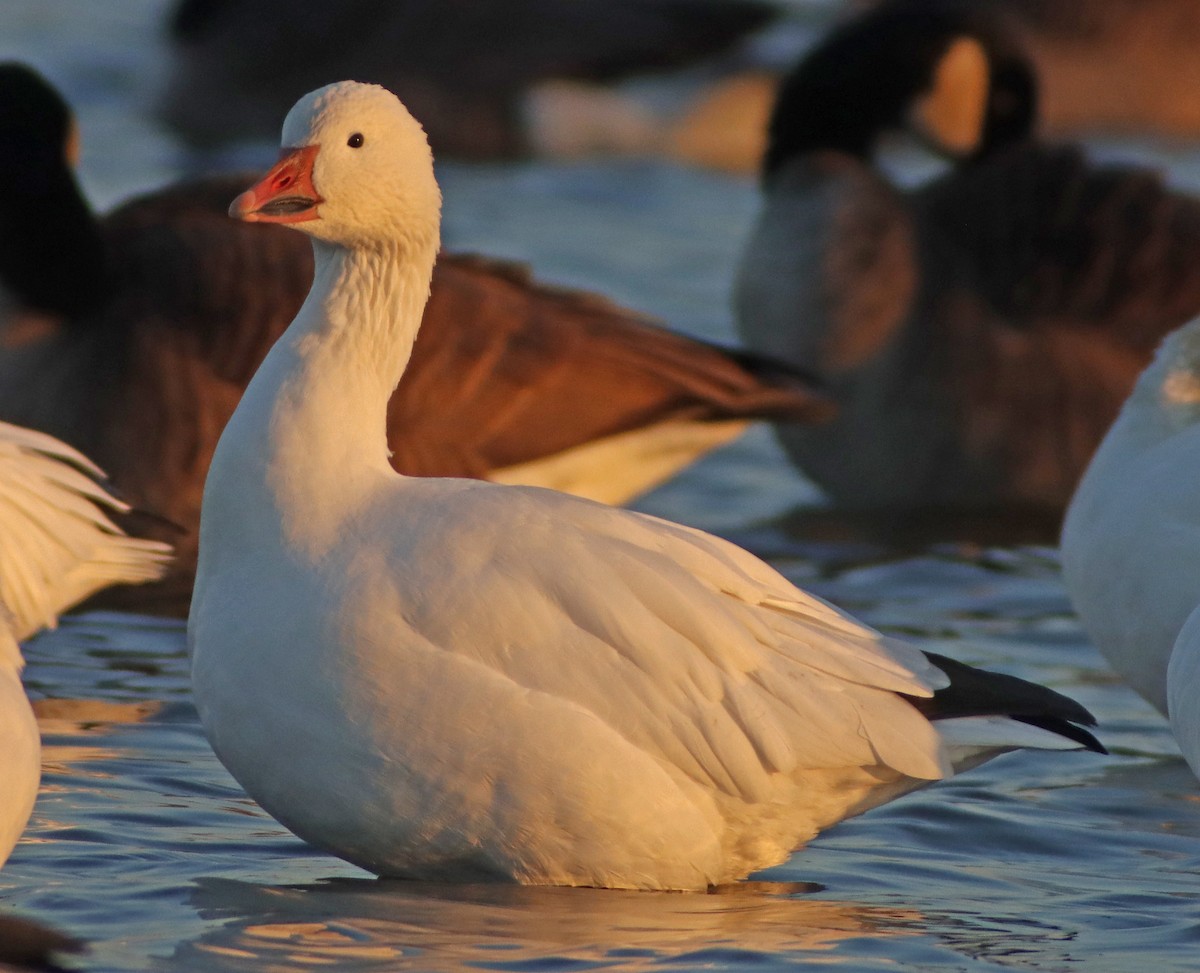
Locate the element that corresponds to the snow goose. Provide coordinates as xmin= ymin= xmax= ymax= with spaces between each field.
xmin=1062 ymin=322 xmax=1200 ymax=719
xmin=0 ymin=420 xmax=170 ymax=869
xmin=1169 ymin=603 xmax=1200 ymax=778
xmin=190 ymin=80 xmax=1102 ymax=890
xmin=157 ymin=0 xmax=779 ymax=170
xmin=0 ymin=63 xmax=829 ymax=616
xmin=735 ymin=2 xmax=1200 ymax=517
xmin=0 ymin=622 xmax=36 ymax=870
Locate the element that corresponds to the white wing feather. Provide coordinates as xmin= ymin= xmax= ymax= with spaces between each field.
xmin=377 ymin=481 xmax=956 ymax=800
xmin=0 ymin=422 xmax=172 ymax=640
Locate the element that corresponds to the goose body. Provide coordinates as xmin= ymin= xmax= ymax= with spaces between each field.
xmin=190 ymin=80 xmax=1101 ymax=890
xmin=0 ymin=626 xmax=37 ymax=869
xmin=736 ymin=3 xmax=1200 ymax=516
xmin=0 ymin=65 xmax=828 ymax=615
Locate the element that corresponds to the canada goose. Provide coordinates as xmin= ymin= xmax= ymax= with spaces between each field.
xmin=0 ymin=63 xmax=830 ymax=616
xmin=735 ymin=1 xmax=1200 ymax=518
xmin=190 ymin=80 xmax=1101 ymax=891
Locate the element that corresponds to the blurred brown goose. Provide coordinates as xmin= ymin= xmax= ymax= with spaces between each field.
xmin=0 ymin=64 xmax=830 ymax=615
xmin=867 ymin=0 xmax=1200 ymax=140
xmin=735 ymin=1 xmax=1200 ymax=518
xmin=157 ymin=0 xmax=782 ymax=170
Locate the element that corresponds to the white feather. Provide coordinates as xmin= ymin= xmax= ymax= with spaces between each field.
xmin=0 ymin=421 xmax=172 ymax=640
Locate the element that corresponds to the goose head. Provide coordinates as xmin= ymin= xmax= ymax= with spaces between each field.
xmin=230 ymin=81 xmax=441 ymax=252
xmin=0 ymin=62 xmax=76 ymax=166
xmin=763 ymin=2 xmax=1037 ymax=178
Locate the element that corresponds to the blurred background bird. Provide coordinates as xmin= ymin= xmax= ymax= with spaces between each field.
xmin=735 ymin=0 xmax=1200 ymax=532
xmin=156 ymin=0 xmax=791 ymax=172
xmin=852 ymin=0 xmax=1200 ymax=142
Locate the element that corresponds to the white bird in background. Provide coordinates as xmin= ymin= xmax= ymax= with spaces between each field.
xmin=190 ymin=80 xmax=1102 ymax=891
xmin=1062 ymin=320 xmax=1200 ymax=774
xmin=0 ymin=420 xmax=171 ymax=869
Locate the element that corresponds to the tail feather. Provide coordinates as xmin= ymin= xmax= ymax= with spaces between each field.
xmin=907 ymin=651 xmax=1106 ymax=755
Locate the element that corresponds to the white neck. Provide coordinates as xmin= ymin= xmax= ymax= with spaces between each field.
xmin=199 ymin=231 xmax=438 ymax=561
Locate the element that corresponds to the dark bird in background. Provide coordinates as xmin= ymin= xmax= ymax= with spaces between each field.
xmin=0 ymin=64 xmax=831 ymax=616
xmin=735 ymin=0 xmax=1200 ymax=525
xmin=157 ymin=0 xmax=783 ymax=170
xmin=869 ymin=0 xmax=1200 ymax=141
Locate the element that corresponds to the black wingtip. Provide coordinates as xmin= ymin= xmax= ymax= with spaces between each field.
xmin=1014 ymin=715 xmax=1107 ymax=755
xmin=909 ymin=651 xmax=1105 ymax=753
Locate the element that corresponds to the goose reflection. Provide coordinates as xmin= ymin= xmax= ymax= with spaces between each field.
xmin=167 ymin=877 xmax=921 ymax=972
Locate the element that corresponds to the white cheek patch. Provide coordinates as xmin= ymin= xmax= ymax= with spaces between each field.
xmin=912 ymin=36 xmax=990 ymax=156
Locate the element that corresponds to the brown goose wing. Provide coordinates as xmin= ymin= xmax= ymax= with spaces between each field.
xmin=101 ymin=174 xmax=312 ymax=387
xmin=392 ymin=252 xmax=832 ymax=478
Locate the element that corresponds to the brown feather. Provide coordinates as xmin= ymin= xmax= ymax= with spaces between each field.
xmin=913 ymin=145 xmax=1200 ymax=506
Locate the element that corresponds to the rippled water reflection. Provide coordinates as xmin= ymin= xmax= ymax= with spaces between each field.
xmin=1 ymin=1 xmax=1199 ymax=971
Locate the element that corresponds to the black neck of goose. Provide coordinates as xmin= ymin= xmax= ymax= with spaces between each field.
xmin=0 ymin=142 xmax=106 ymax=318
xmin=0 ymin=64 xmax=107 ymax=319
xmin=762 ymin=4 xmax=1037 ymax=180
xmin=969 ymin=47 xmax=1037 ymax=162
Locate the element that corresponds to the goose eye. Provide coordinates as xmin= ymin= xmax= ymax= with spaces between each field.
xmin=347 ymin=133 xmax=364 ymax=148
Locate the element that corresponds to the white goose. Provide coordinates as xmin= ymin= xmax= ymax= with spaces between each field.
xmin=190 ymin=81 xmax=1102 ymax=891
xmin=0 ymin=421 xmax=171 ymax=868
xmin=1062 ymin=321 xmax=1200 ymax=759
xmin=0 ymin=621 xmax=36 ymax=869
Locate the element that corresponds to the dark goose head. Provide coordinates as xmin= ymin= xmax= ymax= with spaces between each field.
xmin=763 ymin=1 xmax=1037 ymax=180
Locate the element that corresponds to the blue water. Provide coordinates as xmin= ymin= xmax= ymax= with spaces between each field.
xmin=2 ymin=2 xmax=1199 ymax=971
